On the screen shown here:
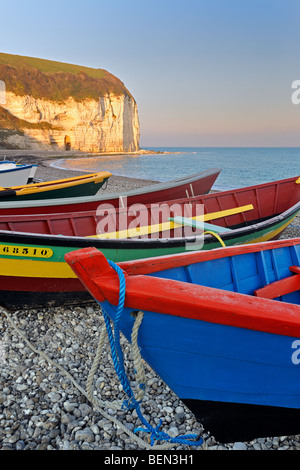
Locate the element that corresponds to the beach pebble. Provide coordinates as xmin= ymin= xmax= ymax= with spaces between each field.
xmin=167 ymin=426 xmax=179 ymax=437
xmin=75 ymin=428 xmax=95 ymax=443
xmin=47 ymin=392 xmax=62 ymax=403
xmin=232 ymin=442 xmax=248 ymax=450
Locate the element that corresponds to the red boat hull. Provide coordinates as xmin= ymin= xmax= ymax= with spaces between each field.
xmin=0 ymin=168 xmax=221 ymax=215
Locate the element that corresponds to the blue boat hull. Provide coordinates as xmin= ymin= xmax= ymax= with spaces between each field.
xmin=99 ymin=299 xmax=300 ymax=442
xmin=65 ymin=240 xmax=300 ymax=442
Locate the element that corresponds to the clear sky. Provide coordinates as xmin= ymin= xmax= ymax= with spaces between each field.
xmin=1 ymin=0 xmax=300 ymax=147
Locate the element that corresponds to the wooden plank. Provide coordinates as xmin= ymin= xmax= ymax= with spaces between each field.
xmin=90 ymin=204 xmax=254 ymax=239
xmin=256 ymin=251 xmax=270 ymax=286
xmin=254 ymin=271 xmax=300 ymax=299
xmin=194 ymin=204 xmax=254 ymax=222
xmin=169 ymin=216 xmax=232 ymax=233
xmin=92 ymin=220 xmax=175 ymax=239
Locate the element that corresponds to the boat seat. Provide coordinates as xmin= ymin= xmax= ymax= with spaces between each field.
xmin=170 ymin=216 xmax=232 ymax=233
xmin=254 ymin=266 xmax=300 ymax=299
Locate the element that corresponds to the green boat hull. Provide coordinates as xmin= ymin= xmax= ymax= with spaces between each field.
xmin=0 ymin=176 xmax=110 ymax=201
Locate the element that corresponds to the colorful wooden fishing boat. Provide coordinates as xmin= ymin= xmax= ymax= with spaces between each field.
xmin=0 ymin=160 xmax=37 ymax=186
xmin=0 ymin=168 xmax=221 ymax=214
xmin=0 ymin=175 xmax=298 ymax=309
xmin=65 ymin=239 xmax=300 ymax=443
xmin=0 ymin=171 xmax=112 ymax=201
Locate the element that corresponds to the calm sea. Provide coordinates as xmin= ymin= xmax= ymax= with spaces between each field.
xmin=51 ymin=147 xmax=300 ymax=191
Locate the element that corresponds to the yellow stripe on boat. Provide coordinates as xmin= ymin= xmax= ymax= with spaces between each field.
xmin=0 ymin=258 xmax=76 ymax=278
xmin=91 ymin=204 xmax=254 ymax=239
xmin=243 ymin=215 xmax=298 ymax=244
xmin=13 ymin=172 xmax=111 ymax=196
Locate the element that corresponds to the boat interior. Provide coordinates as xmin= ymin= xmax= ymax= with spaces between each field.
xmin=124 ymin=243 xmax=300 ymax=305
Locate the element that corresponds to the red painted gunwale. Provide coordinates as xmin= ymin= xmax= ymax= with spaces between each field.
xmin=65 ymin=239 xmax=300 ymax=339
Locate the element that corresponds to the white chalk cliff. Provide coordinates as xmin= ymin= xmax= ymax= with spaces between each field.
xmin=1 ymin=91 xmax=140 ymax=152
xmin=0 ymin=53 xmax=140 ymax=153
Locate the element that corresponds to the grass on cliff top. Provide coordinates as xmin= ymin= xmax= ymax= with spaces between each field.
xmin=0 ymin=52 xmax=132 ymax=102
xmin=0 ymin=52 xmax=107 ymax=79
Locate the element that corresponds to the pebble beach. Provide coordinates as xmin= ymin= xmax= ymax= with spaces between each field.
xmin=1 ymin=156 xmax=300 ymax=452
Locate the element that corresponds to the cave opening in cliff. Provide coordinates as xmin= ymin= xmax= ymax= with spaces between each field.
xmin=64 ymin=135 xmax=71 ymax=151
